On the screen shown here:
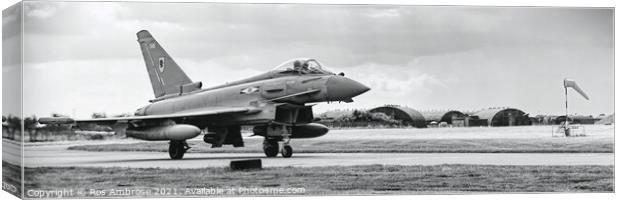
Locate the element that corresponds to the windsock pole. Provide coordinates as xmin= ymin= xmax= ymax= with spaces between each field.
xmin=564 ymin=84 xmax=569 ymax=135
xmin=562 ymin=78 xmax=589 ymax=136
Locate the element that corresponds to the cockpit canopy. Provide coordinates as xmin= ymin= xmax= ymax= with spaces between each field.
xmin=271 ymin=58 xmax=335 ymax=75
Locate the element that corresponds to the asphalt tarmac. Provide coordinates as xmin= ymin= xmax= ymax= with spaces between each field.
xmin=3 ymin=139 xmax=613 ymax=169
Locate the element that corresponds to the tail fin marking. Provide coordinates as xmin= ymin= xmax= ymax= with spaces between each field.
xmin=137 ymin=30 xmax=192 ymax=98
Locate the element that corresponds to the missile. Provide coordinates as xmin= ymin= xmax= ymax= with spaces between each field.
xmin=252 ymin=123 xmax=329 ymax=139
xmin=291 ymin=123 xmax=329 ymax=138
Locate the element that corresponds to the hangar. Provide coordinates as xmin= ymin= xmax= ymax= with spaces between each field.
xmin=369 ymin=105 xmax=427 ymax=128
xmin=421 ymin=110 xmax=467 ymax=125
xmin=472 ymin=107 xmax=531 ymax=126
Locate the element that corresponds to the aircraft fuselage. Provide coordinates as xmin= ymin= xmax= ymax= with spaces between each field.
xmin=135 ymin=73 xmax=368 ymax=127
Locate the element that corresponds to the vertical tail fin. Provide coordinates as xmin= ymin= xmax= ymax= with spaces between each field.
xmin=137 ymin=30 xmax=192 ymax=98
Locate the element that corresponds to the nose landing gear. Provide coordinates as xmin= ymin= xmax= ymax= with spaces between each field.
xmin=281 ymin=145 xmax=293 ymax=158
xmin=280 ymin=135 xmax=293 ymax=158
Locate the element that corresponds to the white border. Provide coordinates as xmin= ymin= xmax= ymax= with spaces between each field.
xmin=1 ymin=0 xmax=617 ymax=200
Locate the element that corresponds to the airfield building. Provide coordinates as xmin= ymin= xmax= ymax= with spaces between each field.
xmin=420 ymin=110 xmax=467 ymax=126
xmin=552 ymin=115 xmax=601 ymax=125
xmin=369 ymin=105 xmax=427 ymax=128
xmin=471 ymin=107 xmax=531 ymax=126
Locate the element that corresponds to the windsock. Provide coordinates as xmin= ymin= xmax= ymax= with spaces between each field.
xmin=564 ymin=79 xmax=589 ymax=100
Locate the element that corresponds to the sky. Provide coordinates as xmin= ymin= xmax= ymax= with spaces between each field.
xmin=2 ymin=1 xmax=614 ymax=118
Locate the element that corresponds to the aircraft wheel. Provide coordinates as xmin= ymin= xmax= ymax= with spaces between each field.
xmin=281 ymin=145 xmax=293 ymax=158
xmin=169 ymin=141 xmax=185 ymax=160
xmin=263 ymin=139 xmax=279 ymax=157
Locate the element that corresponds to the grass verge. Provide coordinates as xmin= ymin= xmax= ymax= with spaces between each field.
xmin=19 ymin=162 xmax=613 ymax=197
xmin=2 ymin=161 xmax=22 ymax=198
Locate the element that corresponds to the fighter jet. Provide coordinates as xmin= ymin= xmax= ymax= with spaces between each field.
xmin=39 ymin=30 xmax=370 ymax=159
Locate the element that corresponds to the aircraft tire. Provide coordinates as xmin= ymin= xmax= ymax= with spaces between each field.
xmin=169 ymin=140 xmax=185 ymax=160
xmin=263 ymin=139 xmax=279 ymax=157
xmin=281 ymin=145 xmax=293 ymax=158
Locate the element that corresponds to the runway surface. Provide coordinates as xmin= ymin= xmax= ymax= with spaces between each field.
xmin=3 ymin=126 xmax=614 ymax=169
xmin=3 ymin=139 xmax=613 ymax=169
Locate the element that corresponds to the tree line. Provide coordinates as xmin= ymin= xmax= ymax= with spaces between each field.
xmin=317 ymin=109 xmax=404 ymax=128
xmin=2 ymin=112 xmax=127 ymax=142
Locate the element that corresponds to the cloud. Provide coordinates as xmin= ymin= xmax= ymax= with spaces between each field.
xmin=367 ymin=8 xmax=401 ymax=18
xmin=344 ymin=61 xmax=446 ymax=94
xmin=15 ymin=2 xmax=614 ymax=117
xmin=173 ymin=58 xmax=266 ymax=87
xmin=21 ymin=57 xmax=271 ymax=118
xmin=24 ymin=1 xmax=62 ymax=19
xmin=21 ymin=3 xmax=613 ymax=66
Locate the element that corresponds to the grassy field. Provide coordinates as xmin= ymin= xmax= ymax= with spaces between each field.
xmin=19 ymin=162 xmax=613 ymax=197
xmin=2 ymin=162 xmax=22 ymax=198
xmin=68 ymin=137 xmax=614 ymax=153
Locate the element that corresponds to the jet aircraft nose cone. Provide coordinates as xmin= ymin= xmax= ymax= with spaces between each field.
xmin=326 ymin=76 xmax=370 ymax=101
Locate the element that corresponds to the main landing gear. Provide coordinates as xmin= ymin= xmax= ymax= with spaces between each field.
xmin=169 ymin=140 xmax=190 ymax=159
xmin=263 ymin=139 xmax=279 ymax=157
xmin=262 ymin=138 xmax=293 ymax=158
